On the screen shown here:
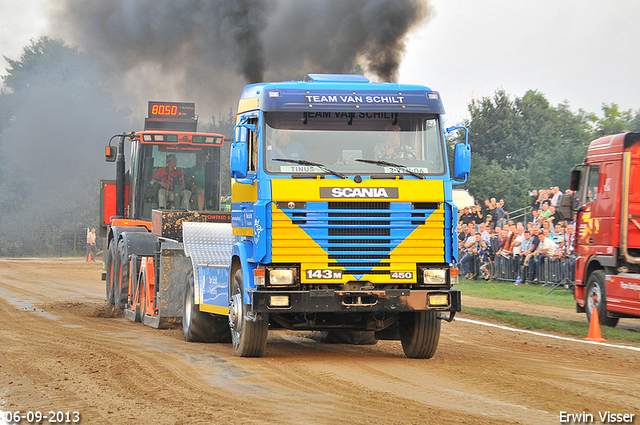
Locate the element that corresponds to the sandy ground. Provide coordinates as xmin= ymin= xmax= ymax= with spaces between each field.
xmin=0 ymin=258 xmax=639 ymax=424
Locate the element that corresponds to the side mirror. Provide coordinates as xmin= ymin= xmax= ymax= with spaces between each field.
xmin=570 ymin=169 xmax=581 ymax=192
xmin=105 ymin=145 xmax=116 ymax=162
xmin=556 ymin=193 xmax=575 ymax=221
xmin=454 ymin=143 xmax=471 ymax=180
xmin=230 ymin=141 xmax=248 ymax=179
xmin=446 ymin=126 xmax=471 ymax=182
xmin=230 ymin=123 xmax=255 ymax=179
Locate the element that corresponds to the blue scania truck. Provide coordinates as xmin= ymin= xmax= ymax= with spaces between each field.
xmin=109 ymin=74 xmax=471 ymax=359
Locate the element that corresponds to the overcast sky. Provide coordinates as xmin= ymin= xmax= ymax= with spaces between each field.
xmin=1 ymin=0 xmax=639 ymax=125
xmin=400 ymin=0 xmax=640 ymax=124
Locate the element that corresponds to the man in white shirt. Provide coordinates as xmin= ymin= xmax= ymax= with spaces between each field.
xmin=564 ymin=224 xmax=575 ymax=254
xmin=512 ymin=227 xmax=526 ymax=256
xmin=86 ymin=228 xmax=97 ymax=262
xmin=532 ymin=229 xmax=557 ymax=283
xmin=550 ymin=186 xmax=562 ymax=207
xmin=478 ymin=223 xmax=491 ymax=244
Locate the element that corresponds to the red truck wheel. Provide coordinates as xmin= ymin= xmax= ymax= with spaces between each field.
xmin=585 ymin=270 xmax=619 ymax=328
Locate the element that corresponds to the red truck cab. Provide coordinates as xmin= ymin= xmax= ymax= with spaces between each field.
xmin=570 ymin=132 xmax=640 ymax=326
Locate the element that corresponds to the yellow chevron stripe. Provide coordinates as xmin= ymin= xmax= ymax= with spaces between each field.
xmin=271 ymin=178 xmax=444 ymax=201
xmin=269 ymin=179 xmax=447 ymax=284
xmin=199 ymin=304 xmax=229 ymax=316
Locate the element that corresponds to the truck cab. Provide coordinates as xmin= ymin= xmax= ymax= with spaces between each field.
xmin=219 ymin=74 xmax=470 ymax=357
xmin=101 ymin=102 xmax=226 ymax=229
xmin=571 ymin=132 xmax=640 ymax=326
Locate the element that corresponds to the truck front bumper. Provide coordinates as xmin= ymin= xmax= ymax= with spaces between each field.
xmin=250 ymin=288 xmax=461 ymax=314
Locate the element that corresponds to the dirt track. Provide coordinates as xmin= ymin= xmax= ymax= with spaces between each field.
xmin=0 ymin=259 xmax=639 ymax=424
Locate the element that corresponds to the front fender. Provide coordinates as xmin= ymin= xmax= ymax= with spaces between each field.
xmin=119 ymin=231 xmax=158 ymax=259
xmin=232 ymin=240 xmax=257 ymax=305
xmin=109 ymin=225 xmax=148 ymax=250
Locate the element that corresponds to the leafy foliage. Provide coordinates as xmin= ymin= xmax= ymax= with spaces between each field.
xmin=200 ymin=109 xmax=236 ymax=197
xmin=595 ymin=103 xmax=637 ymax=136
xmin=0 ymin=37 xmax=128 ymax=256
xmin=457 ymin=89 xmax=640 ymax=212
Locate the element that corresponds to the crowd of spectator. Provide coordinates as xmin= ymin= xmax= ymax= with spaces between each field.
xmin=457 ymin=188 xmax=576 ymax=285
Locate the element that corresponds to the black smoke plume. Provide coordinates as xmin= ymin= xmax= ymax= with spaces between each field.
xmin=0 ymin=1 xmax=433 ymax=255
xmin=50 ymin=0 xmax=432 ymax=120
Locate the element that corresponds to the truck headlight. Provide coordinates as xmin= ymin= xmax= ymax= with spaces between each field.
xmin=422 ymin=269 xmax=447 ymax=285
xmin=428 ymin=293 xmax=449 ymax=307
xmin=269 ymin=269 xmax=294 ymax=285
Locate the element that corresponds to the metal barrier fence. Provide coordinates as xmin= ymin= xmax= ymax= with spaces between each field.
xmin=506 ymin=205 xmax=532 ymax=226
xmin=458 ymin=252 xmax=576 ymax=294
xmin=0 ymin=226 xmax=103 ymax=258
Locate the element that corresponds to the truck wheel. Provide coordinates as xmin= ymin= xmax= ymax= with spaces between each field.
xmin=321 ymin=330 xmax=378 ymax=345
xmin=130 ymin=266 xmax=143 ymax=322
xmin=139 ymin=268 xmax=148 ymax=320
xmin=585 ymin=270 xmax=619 ymax=328
xmin=229 ymin=267 xmax=268 ymax=357
xmin=115 ymin=239 xmax=129 ymax=311
xmin=399 ymin=311 xmax=441 ymax=359
xmin=105 ymin=241 xmax=117 ymax=307
xmin=183 ymin=268 xmax=231 ymax=343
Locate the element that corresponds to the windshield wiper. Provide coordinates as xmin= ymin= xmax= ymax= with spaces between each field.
xmin=355 ymin=159 xmax=424 ymax=179
xmin=272 ymin=158 xmax=346 ymax=178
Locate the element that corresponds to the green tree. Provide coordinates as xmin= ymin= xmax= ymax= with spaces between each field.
xmin=594 ymin=103 xmax=634 ymax=136
xmin=201 ymin=109 xmax=236 ymax=197
xmin=460 ymin=89 xmax=596 ymax=214
xmin=630 ymin=110 xmax=640 ymax=132
xmin=467 ymin=89 xmax=524 ymax=169
xmin=0 ymin=37 xmax=128 ymax=256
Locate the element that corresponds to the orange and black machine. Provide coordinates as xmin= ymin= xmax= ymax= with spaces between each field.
xmin=100 ymin=101 xmax=229 ymax=327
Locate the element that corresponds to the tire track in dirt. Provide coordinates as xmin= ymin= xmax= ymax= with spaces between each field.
xmin=1 ymin=259 xmax=639 ymax=425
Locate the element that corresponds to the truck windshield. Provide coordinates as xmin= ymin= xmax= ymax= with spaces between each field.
xmin=137 ymin=144 xmax=221 ymax=218
xmin=263 ymin=112 xmax=446 ymax=176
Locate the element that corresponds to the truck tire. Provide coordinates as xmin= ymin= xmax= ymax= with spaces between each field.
xmin=105 ymin=241 xmax=117 ymax=307
xmin=183 ymin=269 xmax=231 ymax=343
xmin=229 ymin=267 xmax=268 ymax=357
xmin=321 ymin=330 xmax=378 ymax=345
xmin=139 ymin=267 xmax=148 ymax=320
xmin=399 ymin=311 xmax=441 ymax=359
xmin=130 ymin=265 xmax=143 ymax=322
xmin=115 ymin=239 xmax=129 ymax=311
xmin=585 ymin=270 xmax=619 ymax=328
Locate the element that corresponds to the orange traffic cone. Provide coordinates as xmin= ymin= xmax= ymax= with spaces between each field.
xmin=583 ymin=308 xmax=607 ymax=342
xmin=86 ymin=252 xmax=92 ymax=263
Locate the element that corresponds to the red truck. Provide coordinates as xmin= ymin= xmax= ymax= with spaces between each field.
xmin=566 ymin=132 xmax=640 ymax=326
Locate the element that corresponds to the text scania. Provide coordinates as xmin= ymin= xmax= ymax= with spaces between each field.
xmin=333 ymin=188 xmax=389 ymax=198
xmin=321 ymin=187 xmax=399 ymax=198
xmin=305 ymin=95 xmax=405 ymax=104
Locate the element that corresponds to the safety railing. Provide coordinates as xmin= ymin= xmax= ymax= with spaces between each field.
xmin=458 ymin=250 xmax=576 ymax=294
xmin=506 ymin=206 xmax=532 ymax=225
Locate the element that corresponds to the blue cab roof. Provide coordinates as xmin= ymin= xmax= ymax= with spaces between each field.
xmin=239 ymin=74 xmax=445 ymax=114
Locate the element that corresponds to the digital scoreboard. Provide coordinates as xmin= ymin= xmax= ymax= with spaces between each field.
xmin=145 ymin=101 xmax=197 ymax=131
xmin=148 ymin=101 xmax=195 ymax=120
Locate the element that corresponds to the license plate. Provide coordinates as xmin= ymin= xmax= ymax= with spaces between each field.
xmin=391 ymin=271 xmax=414 ymax=279
xmin=305 ymin=269 xmax=343 ymax=279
